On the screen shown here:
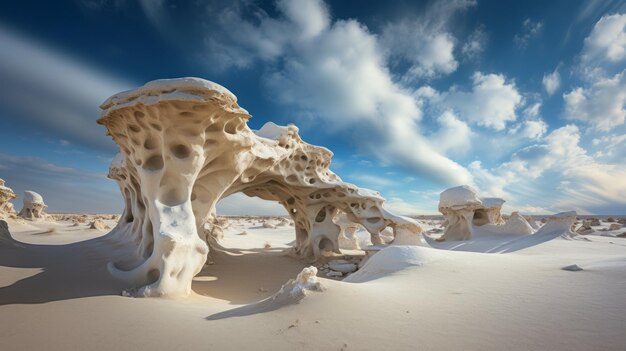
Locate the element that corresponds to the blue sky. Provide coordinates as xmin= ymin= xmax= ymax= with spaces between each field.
xmin=1 ymin=0 xmax=625 ymax=215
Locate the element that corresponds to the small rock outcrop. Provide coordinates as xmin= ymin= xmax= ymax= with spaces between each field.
xmin=576 ymin=220 xmax=594 ymax=235
xmin=89 ymin=220 xmax=111 ymax=231
xmin=0 ymin=179 xmax=17 ymax=218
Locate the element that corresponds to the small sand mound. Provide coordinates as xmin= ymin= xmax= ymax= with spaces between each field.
xmin=344 ymin=246 xmax=444 ymax=283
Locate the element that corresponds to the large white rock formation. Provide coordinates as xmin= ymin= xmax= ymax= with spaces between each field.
xmin=98 ymin=77 xmax=422 ymax=297
xmin=0 ymin=179 xmax=17 ymax=218
xmin=438 ymin=185 xmax=483 ymax=241
xmin=18 ymin=191 xmax=47 ymax=220
xmin=438 ymin=185 xmax=534 ymax=241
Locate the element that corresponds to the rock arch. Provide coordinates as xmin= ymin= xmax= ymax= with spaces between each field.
xmin=98 ymin=78 xmax=422 ymax=297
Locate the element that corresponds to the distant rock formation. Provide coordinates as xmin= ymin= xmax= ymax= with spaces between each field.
xmin=0 ymin=179 xmax=16 ymax=218
xmin=18 ymin=191 xmax=48 ymax=220
xmin=98 ymin=78 xmax=422 ymax=297
xmin=438 ymin=185 xmax=534 ymax=241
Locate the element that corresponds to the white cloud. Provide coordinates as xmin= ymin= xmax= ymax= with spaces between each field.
xmin=542 ymin=67 xmax=561 ymax=95
xmin=431 ymin=110 xmax=473 ymax=155
xmin=514 ymin=18 xmax=543 ymax=48
xmin=444 ymin=72 xmax=523 ymax=130
xmin=582 ymin=14 xmax=626 ymax=64
xmin=383 ymin=25 xmax=458 ymax=80
xmin=563 ymin=69 xmax=626 ymax=130
xmin=470 ymin=124 xmax=626 ymax=213
xmin=381 ymin=0 xmax=476 ymax=80
xmin=592 ymin=132 xmax=626 ymax=161
xmin=512 ymin=118 xmax=547 ymax=140
xmin=200 ymin=0 xmax=473 ymax=186
xmin=462 ymin=26 xmax=487 ymax=59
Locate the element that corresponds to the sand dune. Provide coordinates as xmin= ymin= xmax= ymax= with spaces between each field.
xmin=1 ymin=214 xmax=625 ymax=351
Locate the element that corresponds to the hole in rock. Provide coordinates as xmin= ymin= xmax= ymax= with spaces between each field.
xmin=170 ymin=144 xmax=191 ymax=159
xmin=144 ymin=137 xmax=158 ymax=150
xmin=143 ymin=155 xmax=164 ymax=171
xmin=224 ymin=121 xmax=238 ymax=134
xmin=315 ymin=207 xmax=327 ymax=222
xmin=192 ymin=194 xmax=308 ymax=304
xmin=318 ymin=237 xmax=334 ymax=251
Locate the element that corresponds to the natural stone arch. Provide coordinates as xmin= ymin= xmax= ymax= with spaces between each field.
xmin=98 ymin=78 xmax=422 ymax=297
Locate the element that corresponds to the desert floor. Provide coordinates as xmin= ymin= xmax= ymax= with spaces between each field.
xmin=1 ymin=215 xmax=625 ymax=351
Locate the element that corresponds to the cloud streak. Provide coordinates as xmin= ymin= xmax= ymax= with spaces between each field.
xmin=0 ymin=24 xmax=133 ymax=153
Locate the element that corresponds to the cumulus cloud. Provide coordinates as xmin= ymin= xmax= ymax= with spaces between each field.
xmin=0 ymin=25 xmax=132 ymax=153
xmin=514 ymin=18 xmax=543 ymax=49
xmin=200 ymin=0 xmax=472 ymax=186
xmin=444 ymin=72 xmax=523 ymax=130
xmin=542 ymin=66 xmax=561 ymax=95
xmin=431 ymin=110 xmax=473 ymax=155
xmin=581 ymin=14 xmax=626 ymax=73
xmin=381 ymin=0 xmax=476 ymax=80
xmin=563 ymin=69 xmax=626 ymax=130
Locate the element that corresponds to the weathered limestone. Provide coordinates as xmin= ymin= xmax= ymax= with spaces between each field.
xmin=18 ymin=191 xmax=47 ymax=220
xmin=0 ymin=179 xmax=16 ymax=218
xmin=98 ymin=78 xmax=422 ymax=297
xmin=438 ymin=185 xmax=535 ymax=241
xmin=438 ymin=185 xmax=483 ymax=241
xmin=472 ymin=197 xmax=505 ymax=226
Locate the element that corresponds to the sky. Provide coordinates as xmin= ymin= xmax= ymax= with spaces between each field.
xmin=0 ymin=0 xmax=625 ymax=215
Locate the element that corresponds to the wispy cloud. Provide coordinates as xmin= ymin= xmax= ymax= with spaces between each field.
xmin=0 ymin=24 xmax=133 ymax=153
xmin=514 ymin=18 xmax=543 ymax=49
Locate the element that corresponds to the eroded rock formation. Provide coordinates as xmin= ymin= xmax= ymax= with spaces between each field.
xmin=438 ymin=185 xmax=483 ymax=241
xmin=98 ymin=78 xmax=422 ymax=297
xmin=0 ymin=179 xmax=17 ymax=218
xmin=18 ymin=191 xmax=47 ymax=220
xmin=438 ymin=185 xmax=534 ymax=241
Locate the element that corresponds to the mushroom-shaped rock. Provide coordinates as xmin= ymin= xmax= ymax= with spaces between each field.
xmin=98 ymin=77 xmax=423 ymax=297
xmin=438 ymin=185 xmax=482 ymax=241
xmin=18 ymin=191 xmax=47 ymax=220
xmin=0 ymin=179 xmax=17 ymax=218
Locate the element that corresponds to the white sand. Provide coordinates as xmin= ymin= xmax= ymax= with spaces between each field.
xmin=1 ymin=215 xmax=625 ymax=350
